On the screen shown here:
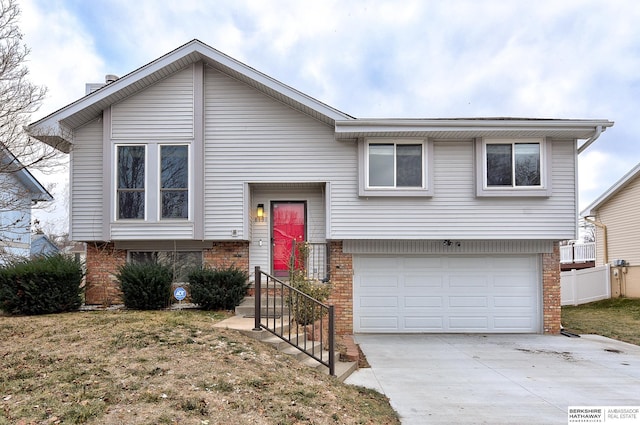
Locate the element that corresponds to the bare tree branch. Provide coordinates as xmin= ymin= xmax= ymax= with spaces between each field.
xmin=0 ymin=0 xmax=63 ymax=263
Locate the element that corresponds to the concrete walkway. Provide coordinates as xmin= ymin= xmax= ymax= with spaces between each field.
xmin=345 ymin=334 xmax=640 ymax=424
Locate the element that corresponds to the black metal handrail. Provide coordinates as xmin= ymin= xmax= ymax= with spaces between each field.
xmin=253 ymin=266 xmax=335 ymax=376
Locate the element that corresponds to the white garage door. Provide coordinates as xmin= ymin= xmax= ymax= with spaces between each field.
xmin=353 ymin=255 xmax=541 ymax=333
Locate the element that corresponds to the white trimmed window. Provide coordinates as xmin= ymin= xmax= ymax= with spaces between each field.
xmin=117 ymin=145 xmax=146 ymax=219
xmin=115 ymin=143 xmax=190 ymax=220
xmin=359 ymin=139 xmax=433 ymax=197
xmin=477 ymin=138 xmax=551 ymax=197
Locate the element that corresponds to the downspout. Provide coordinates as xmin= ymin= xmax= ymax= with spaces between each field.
xmin=583 ymin=216 xmax=607 ymax=264
xmin=577 ymin=125 xmax=603 ymax=154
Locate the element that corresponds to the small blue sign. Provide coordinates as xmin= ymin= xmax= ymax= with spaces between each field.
xmin=174 ymin=287 xmax=187 ymax=301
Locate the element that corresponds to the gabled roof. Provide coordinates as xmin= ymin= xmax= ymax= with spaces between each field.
xmin=581 ymin=162 xmax=640 ymax=217
xmin=0 ymin=145 xmax=52 ymax=202
xmin=28 ymin=39 xmax=354 ymax=153
xmin=28 ymin=38 xmax=613 ymax=154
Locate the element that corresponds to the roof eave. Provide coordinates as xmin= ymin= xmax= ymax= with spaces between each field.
xmin=28 ymin=39 xmax=352 ymax=150
xmin=580 ymin=162 xmax=640 ymax=217
xmin=335 ymin=118 xmax=614 ymax=140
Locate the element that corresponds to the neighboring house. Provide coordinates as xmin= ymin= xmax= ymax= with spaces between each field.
xmin=30 ymin=232 xmax=60 ymax=257
xmin=27 ymin=39 xmax=613 ymax=335
xmin=0 ymin=146 xmax=52 ymax=263
xmin=581 ymin=162 xmax=640 ymax=298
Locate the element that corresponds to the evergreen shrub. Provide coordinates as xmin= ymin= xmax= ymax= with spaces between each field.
xmin=0 ymin=254 xmax=84 ymax=315
xmin=116 ymin=262 xmax=173 ymax=310
xmin=188 ymin=265 xmax=249 ymax=310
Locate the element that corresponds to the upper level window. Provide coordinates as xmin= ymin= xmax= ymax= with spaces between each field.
xmin=359 ymin=139 xmax=433 ymax=197
xmin=477 ymin=138 xmax=550 ymax=197
xmin=115 ymin=143 xmax=190 ymax=221
xmin=160 ymin=145 xmax=188 ymax=219
xmin=117 ymin=145 xmax=145 ymax=219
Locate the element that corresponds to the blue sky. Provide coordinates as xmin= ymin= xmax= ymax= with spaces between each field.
xmin=20 ymin=0 xmax=640 ymax=234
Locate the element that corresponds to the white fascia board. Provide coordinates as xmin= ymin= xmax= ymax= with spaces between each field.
xmin=335 ymin=118 xmax=614 ymax=134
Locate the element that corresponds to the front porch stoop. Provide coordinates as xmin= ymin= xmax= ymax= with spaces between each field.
xmin=213 ymin=298 xmax=357 ymax=382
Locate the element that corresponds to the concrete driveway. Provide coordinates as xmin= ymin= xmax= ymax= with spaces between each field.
xmin=344 ymin=334 xmax=640 ymax=424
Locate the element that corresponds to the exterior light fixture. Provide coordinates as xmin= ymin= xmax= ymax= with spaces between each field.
xmin=256 ymin=204 xmax=265 ymax=222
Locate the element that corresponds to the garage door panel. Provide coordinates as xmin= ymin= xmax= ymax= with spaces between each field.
xmin=360 ymin=296 xmax=398 ymax=308
xmin=403 ymin=257 xmax=443 ymax=268
xmin=405 ymin=296 xmax=442 ymax=308
xmin=354 ymin=254 xmax=541 ymax=333
xmin=449 ymin=275 xmax=488 ymax=289
xmin=359 ymin=274 xmax=400 ymax=289
xmin=449 ymin=316 xmax=489 ymax=330
xmin=359 ymin=316 xmax=399 ymax=330
xmin=494 ymin=296 xmax=533 ymax=307
xmin=405 ymin=316 xmax=443 ymax=330
xmin=404 ymin=275 xmax=443 ymax=288
xmin=449 ymin=296 xmax=488 ymax=307
xmin=494 ymin=316 xmax=534 ymax=330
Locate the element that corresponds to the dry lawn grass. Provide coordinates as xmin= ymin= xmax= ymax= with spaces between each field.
xmin=0 ymin=310 xmax=399 ymax=425
xmin=562 ymin=297 xmax=640 ymax=346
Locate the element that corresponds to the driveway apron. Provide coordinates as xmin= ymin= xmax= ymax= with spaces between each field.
xmin=345 ymin=334 xmax=640 ymax=424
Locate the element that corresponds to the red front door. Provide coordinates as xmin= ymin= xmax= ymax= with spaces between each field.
xmin=272 ymin=202 xmax=306 ymax=277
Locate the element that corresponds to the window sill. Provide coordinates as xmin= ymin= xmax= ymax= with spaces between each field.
xmin=359 ymin=187 xmax=433 ymax=197
xmin=476 ymin=187 xmax=551 ymax=197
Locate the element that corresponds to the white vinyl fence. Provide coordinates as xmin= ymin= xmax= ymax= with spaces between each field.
xmin=561 ymin=264 xmax=611 ymax=306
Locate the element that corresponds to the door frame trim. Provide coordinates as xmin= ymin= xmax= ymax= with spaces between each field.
xmin=270 ymin=200 xmax=307 ymax=276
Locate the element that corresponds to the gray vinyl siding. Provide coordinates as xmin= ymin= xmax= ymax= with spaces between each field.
xmin=596 ymin=175 xmax=640 ymax=266
xmin=203 ymin=65 xmax=351 ymax=240
xmin=70 ymin=119 xmax=104 ymax=240
xmin=71 ymin=63 xmax=578 ymax=243
xmin=111 ymin=66 xmax=194 ymax=139
xmin=329 ymin=139 xmax=577 ymax=240
xmin=110 ymin=222 xmax=194 ymax=240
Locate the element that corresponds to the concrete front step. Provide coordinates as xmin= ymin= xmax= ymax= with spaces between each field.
xmin=236 ymin=296 xmax=286 ymax=317
xmin=215 ymin=315 xmax=357 ymax=381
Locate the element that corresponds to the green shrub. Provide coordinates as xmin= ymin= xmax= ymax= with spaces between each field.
xmin=116 ymin=262 xmax=173 ymax=310
xmin=0 ymin=254 xmax=84 ymax=315
xmin=188 ymin=265 xmax=249 ymax=310
xmin=288 ymin=273 xmax=332 ymax=326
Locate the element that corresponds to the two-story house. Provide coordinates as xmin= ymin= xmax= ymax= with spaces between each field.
xmin=28 ymin=40 xmax=612 ymax=334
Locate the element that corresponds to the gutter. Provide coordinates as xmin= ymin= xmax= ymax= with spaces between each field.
xmin=583 ymin=216 xmax=607 ymax=264
xmin=577 ymin=125 xmax=603 ymax=154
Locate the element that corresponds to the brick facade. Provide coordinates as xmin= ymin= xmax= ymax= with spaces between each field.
xmin=203 ymin=241 xmax=250 ymax=270
xmin=542 ymin=242 xmax=561 ymax=334
xmin=327 ymin=240 xmax=354 ymax=335
xmin=85 ymin=242 xmax=126 ymax=305
xmin=84 ymin=241 xmax=250 ymax=306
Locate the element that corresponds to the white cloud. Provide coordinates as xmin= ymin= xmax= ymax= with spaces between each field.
xmin=17 ymin=0 xmax=640 ymax=232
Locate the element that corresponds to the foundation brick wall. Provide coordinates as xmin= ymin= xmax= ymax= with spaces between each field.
xmin=542 ymin=242 xmax=561 ymax=334
xmin=203 ymin=241 xmax=250 ymax=271
xmin=85 ymin=242 xmax=127 ymax=305
xmin=84 ymin=241 xmax=250 ymax=306
xmin=327 ymin=240 xmax=353 ymax=335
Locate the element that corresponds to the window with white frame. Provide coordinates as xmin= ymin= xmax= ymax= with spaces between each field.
xmin=117 ymin=145 xmax=145 ymax=219
xmin=160 ymin=145 xmax=189 ymax=219
xmin=477 ymin=138 xmax=550 ymax=196
xmin=116 ymin=143 xmax=190 ymax=220
xmin=359 ymin=139 xmax=432 ymax=196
